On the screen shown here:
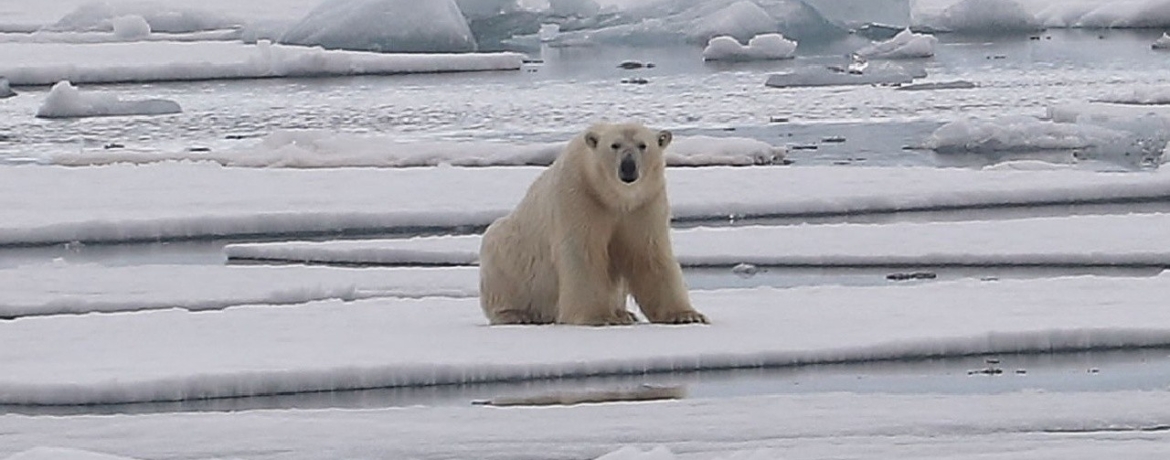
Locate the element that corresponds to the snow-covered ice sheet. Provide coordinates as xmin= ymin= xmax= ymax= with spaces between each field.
xmin=10 ymin=164 xmax=1170 ymax=246
xmin=35 ymin=81 xmax=181 ymax=119
xmin=924 ymin=116 xmax=1132 ymax=153
xmin=0 ymin=264 xmax=478 ymax=319
xmin=0 ymin=41 xmax=523 ymax=86
xmin=4 ymin=274 xmax=1170 ymax=405
xmin=49 ymin=132 xmax=787 ymax=168
xmin=4 ymin=390 xmax=1170 ymax=460
xmin=223 ymin=213 xmax=1170 ymax=268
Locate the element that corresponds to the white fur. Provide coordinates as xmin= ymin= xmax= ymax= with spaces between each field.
xmin=479 ymin=122 xmax=708 ymax=326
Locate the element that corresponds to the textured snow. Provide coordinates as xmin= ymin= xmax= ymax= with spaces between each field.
xmin=48 ymin=132 xmax=787 ymax=168
xmin=855 ymin=28 xmax=937 ymax=59
xmin=223 ymin=213 xmax=1170 ymax=268
xmin=3 ymin=390 xmax=1170 ymax=459
xmin=4 ymin=274 xmax=1170 ymax=405
xmin=0 ymin=264 xmax=478 ymax=319
xmin=280 ymin=0 xmax=477 ymax=53
xmin=701 ymin=34 xmax=797 ymax=62
xmin=0 ymin=41 xmax=523 ymax=86
xmin=10 ymin=164 xmax=1170 ymax=246
xmin=35 ymin=81 xmax=181 ymax=119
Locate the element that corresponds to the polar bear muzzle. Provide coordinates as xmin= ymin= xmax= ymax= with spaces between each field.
xmin=619 ymin=154 xmax=638 ymax=183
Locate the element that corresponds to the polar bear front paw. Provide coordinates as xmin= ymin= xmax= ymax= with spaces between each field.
xmin=652 ymin=310 xmax=709 ymax=325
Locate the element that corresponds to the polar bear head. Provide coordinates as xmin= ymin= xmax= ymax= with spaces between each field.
xmin=580 ymin=123 xmax=672 ymax=199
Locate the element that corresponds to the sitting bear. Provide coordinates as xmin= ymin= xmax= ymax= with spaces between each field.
xmin=479 ymin=122 xmax=708 ymax=326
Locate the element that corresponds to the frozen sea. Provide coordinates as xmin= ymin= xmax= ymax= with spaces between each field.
xmin=6 ymin=1 xmax=1170 ymax=459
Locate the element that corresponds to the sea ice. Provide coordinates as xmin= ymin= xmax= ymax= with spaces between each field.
xmin=1032 ymin=0 xmax=1170 ymax=28
xmin=854 ymin=28 xmax=937 ymax=59
xmin=549 ymin=0 xmax=601 ymax=18
xmin=924 ymin=116 xmax=1129 ymax=153
xmin=702 ymin=33 xmax=797 ymax=61
xmin=35 ymin=81 xmax=182 ymax=119
xmin=765 ymin=61 xmax=924 ymax=88
xmin=280 ymin=0 xmax=478 ymax=53
xmin=3 ymin=447 xmax=139 ymax=460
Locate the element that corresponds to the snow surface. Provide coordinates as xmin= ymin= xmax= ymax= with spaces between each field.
xmin=3 ymin=448 xmax=136 ymax=460
xmin=701 ymin=34 xmax=797 ymax=62
xmin=35 ymin=81 xmax=181 ymax=119
xmin=5 ymin=274 xmax=1170 ymax=405
xmin=222 ymin=213 xmax=1170 ymax=268
xmin=0 ymin=264 xmax=479 ymax=319
xmin=4 ymin=390 xmax=1170 ymax=459
xmin=854 ymin=28 xmax=937 ymax=59
xmin=10 ymin=164 xmax=1170 ymax=246
xmin=280 ymin=0 xmax=478 ymax=53
xmin=0 ymin=41 xmax=523 ymax=86
xmin=48 ymin=132 xmax=787 ymax=168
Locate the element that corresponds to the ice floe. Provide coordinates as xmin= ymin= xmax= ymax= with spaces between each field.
xmin=48 ymin=132 xmax=787 ymax=168
xmin=222 ymin=213 xmax=1170 ymax=268
xmin=10 ymin=164 xmax=1170 ymax=246
xmin=4 ymin=274 xmax=1170 ymax=405
xmin=3 ymin=390 xmax=1170 ymax=458
xmin=35 ymin=81 xmax=182 ymax=119
xmin=0 ymin=41 xmax=523 ymax=86
xmin=3 ymin=448 xmax=139 ymax=460
xmin=702 ymin=34 xmax=797 ymax=62
xmin=0 ymin=264 xmax=479 ymax=319
xmin=0 ymin=77 xmax=14 ymax=98
xmin=924 ymin=116 xmax=1131 ymax=153
xmin=765 ymin=61 xmax=925 ymax=88
xmin=280 ymin=0 xmax=478 ymax=53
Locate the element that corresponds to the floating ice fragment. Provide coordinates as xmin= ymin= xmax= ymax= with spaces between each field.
xmin=702 ymin=33 xmax=797 ymax=61
xmin=110 ymin=15 xmax=150 ymax=39
xmin=0 ymin=77 xmax=15 ymax=98
xmin=1153 ymin=33 xmax=1170 ymax=50
xmin=35 ymin=81 xmax=181 ymax=119
xmin=855 ymin=28 xmax=936 ymax=59
xmin=765 ymin=62 xmax=924 ymax=88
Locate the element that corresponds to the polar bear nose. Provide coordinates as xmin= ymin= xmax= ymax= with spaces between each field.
xmin=619 ymin=155 xmax=638 ymax=183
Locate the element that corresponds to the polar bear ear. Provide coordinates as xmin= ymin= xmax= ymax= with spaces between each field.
xmin=657 ymin=130 xmax=673 ymax=148
xmin=585 ymin=131 xmax=600 ymax=149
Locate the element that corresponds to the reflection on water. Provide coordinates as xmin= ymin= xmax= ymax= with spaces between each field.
xmin=7 ymin=347 xmax=1168 ymax=416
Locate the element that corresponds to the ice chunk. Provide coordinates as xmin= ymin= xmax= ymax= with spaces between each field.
xmin=35 ymin=80 xmax=182 ymax=119
xmin=855 ymin=28 xmax=936 ymax=59
xmin=695 ymin=1 xmax=781 ymax=43
xmin=281 ymin=0 xmax=478 ymax=53
xmin=702 ymin=33 xmax=798 ymax=61
xmin=1154 ymin=33 xmax=1170 ymax=49
xmin=110 ymin=15 xmax=150 ymax=40
xmin=913 ymin=0 xmax=1041 ymax=34
xmin=539 ymin=23 xmax=560 ymax=42
xmin=0 ymin=77 xmax=14 ymax=98
xmin=1034 ymin=0 xmax=1170 ymax=29
xmin=48 ymin=1 xmax=241 ymax=33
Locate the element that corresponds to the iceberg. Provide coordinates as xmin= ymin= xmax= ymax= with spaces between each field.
xmin=1034 ymin=0 xmax=1170 ymax=29
xmin=912 ymin=0 xmax=1042 ymax=34
xmin=549 ymin=0 xmax=601 ymax=18
xmin=1154 ymin=32 xmax=1170 ymax=49
xmin=546 ymin=0 xmax=845 ymax=46
xmin=110 ymin=15 xmax=150 ymax=40
xmin=280 ymin=0 xmax=478 ymax=53
xmin=47 ymin=1 xmax=242 ymax=33
xmin=855 ymin=28 xmax=937 ymax=59
xmin=702 ymin=33 xmax=798 ymax=61
xmin=35 ymin=80 xmax=182 ymax=119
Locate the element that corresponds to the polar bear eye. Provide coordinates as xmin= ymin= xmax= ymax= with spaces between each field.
xmin=637 ymin=142 xmax=647 ymax=150
xmin=610 ymin=142 xmax=622 ymax=150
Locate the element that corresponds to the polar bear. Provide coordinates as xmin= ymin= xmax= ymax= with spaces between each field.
xmin=479 ymin=122 xmax=708 ymax=326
